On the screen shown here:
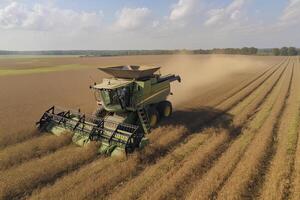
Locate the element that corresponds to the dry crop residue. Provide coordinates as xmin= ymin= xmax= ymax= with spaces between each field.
xmin=1 ymin=55 xmax=299 ymax=200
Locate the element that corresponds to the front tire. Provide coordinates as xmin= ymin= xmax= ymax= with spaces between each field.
xmin=93 ymin=106 xmax=106 ymax=118
xmin=158 ymin=101 xmax=172 ymax=118
xmin=148 ymin=108 xmax=159 ymax=128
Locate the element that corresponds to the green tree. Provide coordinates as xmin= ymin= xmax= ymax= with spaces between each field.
xmin=241 ymin=47 xmax=249 ymax=55
xmin=288 ymin=47 xmax=298 ymax=56
xmin=280 ymin=47 xmax=288 ymax=56
xmin=249 ymin=47 xmax=258 ymax=55
xmin=272 ymin=48 xmax=280 ymax=56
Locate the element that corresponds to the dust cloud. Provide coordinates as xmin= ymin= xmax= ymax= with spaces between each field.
xmin=160 ymin=55 xmax=267 ymax=106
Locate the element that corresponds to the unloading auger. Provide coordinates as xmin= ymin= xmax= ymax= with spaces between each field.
xmin=37 ymin=65 xmax=181 ymax=156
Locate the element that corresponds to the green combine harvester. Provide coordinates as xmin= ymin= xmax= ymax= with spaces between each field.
xmin=37 ymin=65 xmax=181 ymax=156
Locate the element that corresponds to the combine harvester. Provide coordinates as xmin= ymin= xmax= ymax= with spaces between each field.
xmin=37 ymin=65 xmax=181 ymax=156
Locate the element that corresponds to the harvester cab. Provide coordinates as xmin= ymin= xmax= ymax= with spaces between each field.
xmin=37 ymin=65 xmax=181 ymax=156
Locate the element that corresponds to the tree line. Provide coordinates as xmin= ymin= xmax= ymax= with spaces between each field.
xmin=0 ymin=48 xmax=259 ymax=56
xmin=271 ymin=47 xmax=299 ymax=56
xmin=0 ymin=47 xmax=298 ymax=57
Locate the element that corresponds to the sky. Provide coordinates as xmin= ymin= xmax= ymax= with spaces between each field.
xmin=0 ymin=0 xmax=299 ymax=50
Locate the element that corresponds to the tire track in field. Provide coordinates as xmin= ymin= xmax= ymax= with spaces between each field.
xmin=212 ymin=57 xmax=287 ymax=108
xmin=216 ymin=58 xmax=293 ymax=200
xmin=288 ymin=58 xmax=300 ymax=200
xmin=134 ymin=58 xmax=289 ymax=200
xmin=214 ymin=57 xmax=289 ymax=114
xmin=48 ymin=59 xmax=288 ymax=200
xmin=251 ymin=61 xmax=294 ymax=199
xmin=169 ymin=58 xmax=290 ymax=200
xmin=258 ymin=60 xmax=299 ymax=200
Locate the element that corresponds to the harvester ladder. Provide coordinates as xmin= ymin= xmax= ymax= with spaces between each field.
xmin=137 ymin=106 xmax=150 ymax=134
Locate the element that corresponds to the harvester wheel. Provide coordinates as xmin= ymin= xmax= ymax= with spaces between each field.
xmin=93 ymin=106 xmax=106 ymax=118
xmin=158 ymin=101 xmax=172 ymax=118
xmin=148 ymin=108 xmax=159 ymax=128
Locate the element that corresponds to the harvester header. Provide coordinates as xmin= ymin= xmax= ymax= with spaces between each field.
xmin=37 ymin=65 xmax=181 ymax=156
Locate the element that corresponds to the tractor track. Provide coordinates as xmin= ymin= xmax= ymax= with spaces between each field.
xmin=288 ymin=58 xmax=300 ymax=200
xmin=257 ymin=60 xmax=299 ymax=200
xmin=214 ymin=57 xmax=288 ymax=113
xmin=216 ymin=57 xmax=294 ymax=199
xmin=212 ymin=57 xmax=287 ymax=108
xmin=247 ymin=61 xmax=294 ymax=199
xmin=134 ymin=58 xmax=290 ymax=200
xmin=291 ymin=115 xmax=300 ymax=200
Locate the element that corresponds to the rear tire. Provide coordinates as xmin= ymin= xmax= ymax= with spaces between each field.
xmin=158 ymin=101 xmax=172 ymax=118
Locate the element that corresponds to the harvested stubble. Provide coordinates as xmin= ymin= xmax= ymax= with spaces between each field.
xmin=140 ymin=130 xmax=230 ymax=200
xmin=259 ymin=60 xmax=300 ymax=200
xmin=65 ymin=58 xmax=286 ymax=198
xmin=212 ymin=58 xmax=286 ymax=109
xmin=0 ymin=143 xmax=98 ymax=200
xmin=213 ymin=58 xmax=284 ymax=113
xmin=0 ymin=56 xmax=288 ymax=199
xmin=138 ymin=125 xmax=189 ymax=163
xmin=187 ymin=59 xmax=289 ymax=200
xmin=29 ymin=157 xmax=116 ymax=200
xmin=230 ymin=61 xmax=287 ymax=125
xmin=0 ymin=134 xmax=72 ymax=170
xmin=291 ymin=126 xmax=300 ymax=200
xmin=137 ymin=61 xmax=287 ymax=200
xmin=108 ymin=130 xmax=212 ymax=200
xmin=216 ymin=61 xmax=293 ymax=199
xmin=290 ymin=59 xmax=300 ymax=200
xmin=30 ymin=125 xmax=188 ymax=200
xmin=0 ymin=129 xmax=39 ymax=150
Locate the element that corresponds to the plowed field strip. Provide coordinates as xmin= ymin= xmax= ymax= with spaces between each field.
xmin=135 ymin=58 xmax=289 ymax=200
xmin=258 ymin=59 xmax=300 ymax=200
xmin=216 ymin=58 xmax=293 ymax=200
xmin=0 ymin=144 xmax=98 ymax=200
xmin=0 ymin=134 xmax=72 ymax=170
xmin=30 ymin=58 xmax=287 ymax=200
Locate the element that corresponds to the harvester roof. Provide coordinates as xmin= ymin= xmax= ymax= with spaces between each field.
xmin=98 ymin=65 xmax=160 ymax=79
xmin=93 ymin=78 xmax=133 ymax=90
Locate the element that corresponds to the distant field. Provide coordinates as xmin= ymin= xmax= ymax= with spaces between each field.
xmin=0 ymin=55 xmax=79 ymax=59
xmin=1 ymin=55 xmax=299 ymax=200
xmin=0 ymin=64 xmax=85 ymax=76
